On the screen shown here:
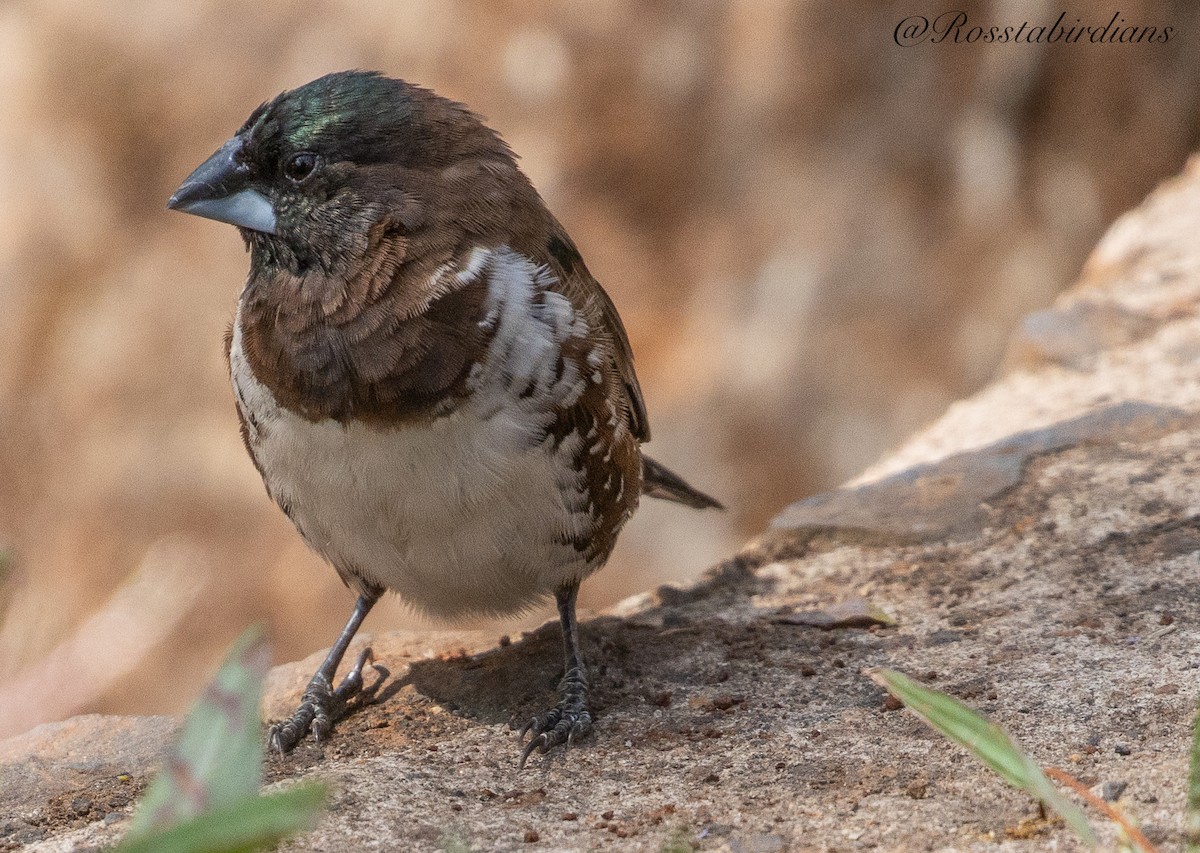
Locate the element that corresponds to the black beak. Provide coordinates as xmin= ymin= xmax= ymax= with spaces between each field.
xmin=167 ymin=135 xmax=277 ymax=234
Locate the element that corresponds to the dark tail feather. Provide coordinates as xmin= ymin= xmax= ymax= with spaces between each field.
xmin=641 ymin=455 xmax=723 ymax=510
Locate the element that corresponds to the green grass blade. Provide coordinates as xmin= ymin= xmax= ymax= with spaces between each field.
xmin=1187 ymin=700 xmax=1200 ymax=852
xmin=114 ymin=782 xmax=326 ymax=853
xmin=868 ymin=668 xmax=1098 ymax=849
xmin=127 ymin=626 xmax=272 ymax=836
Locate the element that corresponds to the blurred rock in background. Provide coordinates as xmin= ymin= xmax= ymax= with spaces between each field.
xmin=0 ymin=0 xmax=1197 ymax=731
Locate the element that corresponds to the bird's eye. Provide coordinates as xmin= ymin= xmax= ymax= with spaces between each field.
xmin=283 ymin=152 xmax=319 ymax=184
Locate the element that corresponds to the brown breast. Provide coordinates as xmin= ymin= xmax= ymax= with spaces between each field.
xmin=236 ymin=222 xmax=495 ymax=425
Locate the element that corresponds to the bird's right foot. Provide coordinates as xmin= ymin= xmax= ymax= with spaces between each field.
xmin=518 ymin=665 xmax=592 ymax=769
xmin=268 ymin=647 xmax=374 ymax=753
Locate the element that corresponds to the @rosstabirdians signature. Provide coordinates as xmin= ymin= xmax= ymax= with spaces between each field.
xmin=894 ymin=11 xmax=1174 ymax=45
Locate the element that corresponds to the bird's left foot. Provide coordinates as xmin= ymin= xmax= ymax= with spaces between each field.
xmin=268 ymin=647 xmax=374 ymax=753
xmin=519 ymin=666 xmax=592 ymax=768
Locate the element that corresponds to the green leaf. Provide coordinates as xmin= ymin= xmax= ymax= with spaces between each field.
xmin=127 ymin=626 xmax=272 ymax=836
xmin=1187 ymin=700 xmax=1200 ymax=853
xmin=114 ymin=782 xmax=326 ymax=853
xmin=868 ymin=668 xmax=1098 ymax=849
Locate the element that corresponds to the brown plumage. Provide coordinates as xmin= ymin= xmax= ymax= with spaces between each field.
xmin=169 ymin=71 xmax=720 ymax=766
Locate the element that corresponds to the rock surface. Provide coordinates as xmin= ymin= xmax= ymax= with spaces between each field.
xmin=7 ymin=161 xmax=1200 ymax=850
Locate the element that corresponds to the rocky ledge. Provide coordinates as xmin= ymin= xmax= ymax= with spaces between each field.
xmin=7 ymin=160 xmax=1200 ymax=851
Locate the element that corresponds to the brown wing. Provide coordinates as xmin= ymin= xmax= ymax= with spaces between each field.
xmin=544 ymin=231 xmax=651 ymax=443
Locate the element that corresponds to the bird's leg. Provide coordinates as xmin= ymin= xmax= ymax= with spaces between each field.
xmin=269 ymin=589 xmax=380 ymax=754
xmin=520 ymin=582 xmax=593 ymax=768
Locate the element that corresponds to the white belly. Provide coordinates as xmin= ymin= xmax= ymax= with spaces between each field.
xmin=229 ymin=248 xmax=603 ymax=618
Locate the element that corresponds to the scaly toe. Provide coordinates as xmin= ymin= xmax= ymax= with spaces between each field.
xmin=516 ymin=705 xmax=592 ymax=768
xmin=269 ymin=649 xmax=380 ymax=754
xmin=268 ymin=673 xmax=334 ymax=754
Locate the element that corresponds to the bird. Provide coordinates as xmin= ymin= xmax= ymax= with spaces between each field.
xmin=167 ymin=70 xmax=721 ymax=766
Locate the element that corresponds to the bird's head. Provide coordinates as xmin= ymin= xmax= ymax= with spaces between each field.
xmin=168 ymin=71 xmax=520 ymax=273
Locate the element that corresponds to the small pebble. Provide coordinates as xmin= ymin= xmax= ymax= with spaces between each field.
xmin=1101 ymin=781 xmax=1128 ymax=802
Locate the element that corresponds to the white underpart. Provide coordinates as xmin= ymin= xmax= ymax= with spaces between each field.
xmin=230 ymin=247 xmax=601 ymax=618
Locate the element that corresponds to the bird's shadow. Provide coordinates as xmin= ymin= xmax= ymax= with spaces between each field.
xmin=349 ymin=560 xmax=769 ymax=728
xmin=353 ymin=616 xmax=626 ymax=727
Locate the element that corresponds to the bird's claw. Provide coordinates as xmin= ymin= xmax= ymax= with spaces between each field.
xmin=268 ymin=647 xmax=374 ymax=754
xmin=517 ymin=667 xmax=591 ymax=769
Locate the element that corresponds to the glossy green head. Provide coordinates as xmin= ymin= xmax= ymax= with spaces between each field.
xmin=168 ymin=71 xmax=513 ymax=272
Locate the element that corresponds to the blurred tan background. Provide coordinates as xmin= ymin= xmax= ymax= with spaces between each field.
xmin=1 ymin=0 xmax=1198 ymax=735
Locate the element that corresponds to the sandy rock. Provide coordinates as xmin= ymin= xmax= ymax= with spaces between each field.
xmin=1004 ymin=300 xmax=1161 ymax=372
xmin=769 ymin=400 xmax=1196 ymax=544
xmin=8 ymin=161 xmax=1200 ymax=849
xmin=0 ymin=715 xmax=174 ymax=850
